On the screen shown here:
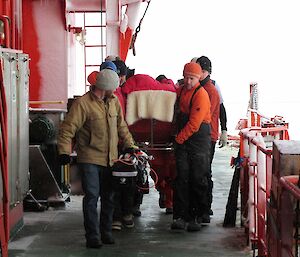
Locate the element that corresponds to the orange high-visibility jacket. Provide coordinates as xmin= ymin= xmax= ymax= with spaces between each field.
xmin=176 ymin=83 xmax=211 ymax=144
xmin=203 ymin=80 xmax=220 ymax=142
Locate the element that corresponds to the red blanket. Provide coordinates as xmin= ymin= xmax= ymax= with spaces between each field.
xmin=117 ymin=74 xmax=177 ymax=143
xmin=121 ymin=74 xmax=176 ymax=97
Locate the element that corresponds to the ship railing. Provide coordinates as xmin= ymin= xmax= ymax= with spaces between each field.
xmin=239 ymin=125 xmax=289 ymax=257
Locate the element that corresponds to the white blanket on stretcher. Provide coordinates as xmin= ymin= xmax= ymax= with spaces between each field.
xmin=125 ymin=90 xmax=177 ymax=126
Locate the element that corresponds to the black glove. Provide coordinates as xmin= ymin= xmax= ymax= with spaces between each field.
xmin=58 ymin=154 xmax=71 ymax=165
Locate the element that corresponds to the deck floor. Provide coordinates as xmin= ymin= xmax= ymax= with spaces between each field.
xmin=9 ymin=146 xmax=252 ymax=257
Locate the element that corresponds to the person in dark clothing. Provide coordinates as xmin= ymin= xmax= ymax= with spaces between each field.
xmin=156 ymin=74 xmax=167 ymax=82
xmin=113 ymin=59 xmax=128 ymax=86
xmin=192 ymin=56 xmax=228 ymax=219
xmin=171 ymin=62 xmax=211 ymax=232
xmin=218 ymin=101 xmax=228 ymax=146
xmin=126 ymin=68 xmax=135 ymax=80
xmin=191 ymin=56 xmax=228 ymax=148
xmin=196 ymin=56 xmax=220 ymax=223
xmin=111 ymin=59 xmax=138 ymax=230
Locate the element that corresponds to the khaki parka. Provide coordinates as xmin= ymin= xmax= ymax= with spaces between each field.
xmin=57 ymin=91 xmax=136 ymax=167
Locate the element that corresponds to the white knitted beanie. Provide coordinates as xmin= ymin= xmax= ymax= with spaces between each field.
xmin=95 ymin=69 xmax=119 ymax=91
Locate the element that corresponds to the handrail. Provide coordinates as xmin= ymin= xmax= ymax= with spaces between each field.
xmin=238 ymin=125 xmax=288 ymax=257
xmin=236 ymin=84 xmax=291 ymax=257
xmin=279 ymin=176 xmax=300 ymax=201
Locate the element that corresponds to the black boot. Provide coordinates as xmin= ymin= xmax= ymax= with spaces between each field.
xmin=202 ymin=213 xmax=211 ymax=224
xmin=171 ymin=218 xmax=186 ymax=230
xmin=159 ymin=192 xmax=166 ymax=208
xmin=187 ymin=219 xmax=201 ymax=232
xmin=86 ymin=239 xmax=102 ymax=248
xmin=101 ymin=233 xmax=115 ymax=244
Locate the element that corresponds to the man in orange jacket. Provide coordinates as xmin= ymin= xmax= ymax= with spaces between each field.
xmin=191 ymin=56 xmax=228 ymax=148
xmin=171 ymin=62 xmax=211 ymax=232
xmin=196 ymin=56 xmax=220 ymax=223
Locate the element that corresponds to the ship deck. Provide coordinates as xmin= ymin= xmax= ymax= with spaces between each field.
xmin=9 ymin=146 xmax=251 ymax=257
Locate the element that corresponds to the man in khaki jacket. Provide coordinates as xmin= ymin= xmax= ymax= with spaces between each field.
xmin=57 ymin=68 xmax=137 ymax=248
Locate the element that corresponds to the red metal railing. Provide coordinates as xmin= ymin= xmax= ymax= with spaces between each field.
xmin=236 ymin=83 xmax=291 ymax=257
xmin=239 ymin=126 xmax=289 ymax=257
xmin=236 ymin=83 xmax=300 ymax=257
xmin=0 ymin=57 xmax=9 ymax=257
xmin=279 ymin=176 xmax=300 ymax=200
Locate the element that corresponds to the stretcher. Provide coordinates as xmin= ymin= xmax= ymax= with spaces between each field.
xmin=116 ymin=74 xmax=177 ymax=210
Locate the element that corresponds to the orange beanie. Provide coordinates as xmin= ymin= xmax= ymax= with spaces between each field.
xmin=183 ymin=62 xmax=202 ymax=79
xmin=87 ymin=71 xmax=99 ymax=85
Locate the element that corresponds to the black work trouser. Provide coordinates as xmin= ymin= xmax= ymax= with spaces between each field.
xmin=207 ymin=141 xmax=216 ymax=211
xmin=113 ymin=179 xmax=135 ymax=221
xmin=173 ymin=124 xmax=211 ymax=221
xmin=133 ymin=189 xmax=144 ymax=207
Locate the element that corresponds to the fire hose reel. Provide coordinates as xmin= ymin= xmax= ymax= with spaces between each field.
xmin=29 ymin=116 xmax=56 ymax=144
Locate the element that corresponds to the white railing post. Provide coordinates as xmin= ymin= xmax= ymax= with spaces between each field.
xmin=249 ymin=133 xmax=257 ymax=241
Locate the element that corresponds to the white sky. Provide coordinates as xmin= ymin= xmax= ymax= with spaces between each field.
xmin=126 ymin=0 xmax=300 ymax=139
